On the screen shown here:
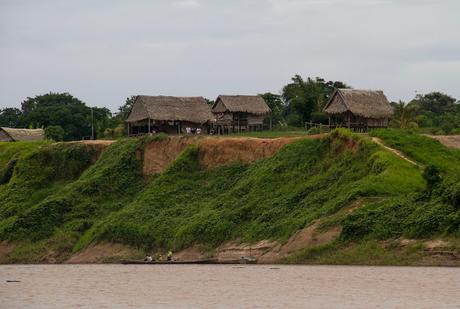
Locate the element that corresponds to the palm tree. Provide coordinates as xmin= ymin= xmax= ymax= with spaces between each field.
xmin=391 ymin=101 xmax=418 ymax=129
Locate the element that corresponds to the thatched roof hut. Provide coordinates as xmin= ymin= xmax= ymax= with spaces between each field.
xmin=324 ymin=89 xmax=393 ymax=119
xmin=323 ymin=89 xmax=393 ymax=130
xmin=211 ymin=95 xmax=271 ymax=134
xmin=0 ymin=127 xmax=45 ymax=142
xmin=212 ymin=95 xmax=271 ymax=115
xmin=127 ymin=95 xmax=213 ymax=124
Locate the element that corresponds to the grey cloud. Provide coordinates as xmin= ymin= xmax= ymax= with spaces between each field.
xmin=1 ymin=0 xmax=459 ymax=111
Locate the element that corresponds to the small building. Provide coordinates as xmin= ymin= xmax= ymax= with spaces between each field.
xmin=211 ymin=95 xmax=271 ymax=134
xmin=126 ymin=95 xmax=214 ymax=135
xmin=0 ymin=127 xmax=45 ymax=142
xmin=323 ymin=89 xmax=393 ymax=131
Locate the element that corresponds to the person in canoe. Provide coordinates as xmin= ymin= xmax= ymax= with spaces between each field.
xmin=144 ymin=255 xmax=153 ymax=262
xmin=167 ymin=251 xmax=173 ymax=261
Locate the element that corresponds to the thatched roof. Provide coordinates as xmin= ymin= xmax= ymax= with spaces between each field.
xmin=0 ymin=127 xmax=45 ymax=141
xmin=324 ymin=89 xmax=393 ymax=118
xmin=127 ymin=96 xmax=214 ymax=124
xmin=212 ymin=95 xmax=271 ymax=115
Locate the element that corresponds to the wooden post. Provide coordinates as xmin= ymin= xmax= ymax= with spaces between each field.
xmin=270 ymin=116 xmax=272 ymax=131
xmin=127 ymin=122 xmax=130 ymax=137
xmin=148 ymin=119 xmax=151 ymax=135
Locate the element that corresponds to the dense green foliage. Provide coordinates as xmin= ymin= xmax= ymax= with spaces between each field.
xmin=0 ymin=138 xmax=147 ymax=245
xmin=44 ymin=125 xmax=65 ymax=141
xmin=342 ymin=130 xmax=460 ymax=240
xmin=1 ymin=130 xmax=459 ymax=264
xmin=0 ymin=108 xmax=22 ymax=128
xmin=78 ymin=130 xmax=422 ymax=251
xmin=370 ymin=129 xmax=460 ymax=174
xmin=281 ymin=76 xmax=349 ymax=126
xmin=0 ymin=92 xmax=116 ymax=140
xmin=390 ymin=92 xmax=460 ymax=133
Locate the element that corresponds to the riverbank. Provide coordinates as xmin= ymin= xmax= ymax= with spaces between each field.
xmin=0 ymin=130 xmax=459 ymax=265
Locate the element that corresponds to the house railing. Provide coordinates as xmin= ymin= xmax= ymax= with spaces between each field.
xmin=305 ymin=121 xmax=388 ymax=132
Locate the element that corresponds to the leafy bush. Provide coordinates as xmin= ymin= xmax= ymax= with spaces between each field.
xmin=423 ymin=165 xmax=442 ymax=192
xmin=45 ymin=125 xmax=65 ymax=141
xmin=83 ymin=131 xmax=423 ymax=250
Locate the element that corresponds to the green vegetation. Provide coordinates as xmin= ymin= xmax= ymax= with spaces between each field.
xmin=370 ymin=129 xmax=460 ymax=174
xmin=0 ymin=141 xmax=49 ymax=168
xmin=0 ymin=92 xmax=116 ymax=140
xmin=283 ymin=240 xmax=425 ymax=266
xmin=342 ymin=129 xmax=460 ymax=241
xmin=2 ymin=77 xmax=458 ymax=141
xmin=79 ymin=130 xmax=422 ymax=252
xmin=390 ymin=92 xmax=460 ymax=133
xmin=0 ymin=129 xmax=459 ymax=264
xmin=44 ymin=125 xmax=65 ymax=141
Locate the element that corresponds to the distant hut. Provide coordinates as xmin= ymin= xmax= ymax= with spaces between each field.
xmin=126 ymin=96 xmax=214 ymax=135
xmin=211 ymin=95 xmax=271 ymax=134
xmin=0 ymin=127 xmax=45 ymax=142
xmin=323 ymin=89 xmax=393 ymax=131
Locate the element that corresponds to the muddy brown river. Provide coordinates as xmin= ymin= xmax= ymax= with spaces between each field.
xmin=1 ymin=265 xmax=459 ymax=308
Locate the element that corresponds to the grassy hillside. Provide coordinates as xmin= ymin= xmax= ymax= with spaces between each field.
xmin=370 ymin=129 xmax=460 ymax=174
xmin=0 ymin=130 xmax=459 ymax=264
xmin=0 ymin=141 xmax=50 ymax=184
xmin=342 ymin=130 xmax=460 ymax=241
xmin=78 ymin=130 xmax=423 ymax=252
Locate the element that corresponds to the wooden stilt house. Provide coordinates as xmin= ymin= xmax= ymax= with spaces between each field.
xmin=323 ymin=89 xmax=393 ymax=131
xmin=126 ymin=96 xmax=213 ymax=135
xmin=211 ymin=95 xmax=271 ymax=134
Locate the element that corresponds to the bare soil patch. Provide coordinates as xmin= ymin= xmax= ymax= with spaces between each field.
xmin=173 ymin=246 xmax=205 ymax=261
xmin=143 ymin=137 xmax=195 ymax=175
xmin=66 ymin=243 xmax=139 ymax=264
xmin=198 ymin=137 xmax=301 ymax=169
xmin=214 ymin=222 xmax=341 ymax=264
xmin=68 ymin=140 xmax=115 ymax=163
xmin=426 ymin=135 xmax=460 ymax=149
xmin=143 ymin=135 xmax=325 ymax=175
xmin=0 ymin=242 xmax=15 ymax=263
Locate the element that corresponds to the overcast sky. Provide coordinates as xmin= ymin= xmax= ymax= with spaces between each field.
xmin=1 ymin=0 xmax=459 ymax=112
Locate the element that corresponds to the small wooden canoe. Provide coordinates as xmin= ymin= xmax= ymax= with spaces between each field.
xmin=121 ymin=259 xmax=217 ymax=265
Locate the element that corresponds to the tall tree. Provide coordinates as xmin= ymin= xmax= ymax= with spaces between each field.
xmin=0 ymin=108 xmax=23 ymax=128
xmin=117 ymin=96 xmax=136 ymax=121
xmin=281 ymin=75 xmax=350 ymax=126
xmin=20 ymin=92 xmax=96 ymax=140
xmin=390 ymin=101 xmax=418 ymax=129
xmin=407 ymin=92 xmax=459 ymax=131
xmin=259 ymin=92 xmax=286 ymax=126
xmin=411 ymin=92 xmax=457 ymax=114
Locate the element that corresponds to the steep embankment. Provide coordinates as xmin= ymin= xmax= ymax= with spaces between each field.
xmin=0 ymin=130 xmax=459 ymax=265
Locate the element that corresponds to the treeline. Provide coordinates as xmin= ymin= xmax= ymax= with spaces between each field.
xmin=0 ymin=75 xmax=459 ymax=140
xmin=0 ymin=93 xmax=120 ymax=141
xmin=391 ymin=92 xmax=460 ymax=134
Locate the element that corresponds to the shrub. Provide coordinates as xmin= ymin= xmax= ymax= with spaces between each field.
xmin=423 ymin=165 xmax=442 ymax=192
xmin=45 ymin=125 xmax=65 ymax=141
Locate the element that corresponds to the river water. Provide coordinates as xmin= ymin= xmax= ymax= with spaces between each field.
xmin=1 ymin=265 xmax=459 ymax=308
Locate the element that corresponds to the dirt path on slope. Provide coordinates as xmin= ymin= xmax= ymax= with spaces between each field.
xmin=371 ymin=137 xmax=418 ymax=166
xmin=425 ymin=135 xmax=460 ymax=149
